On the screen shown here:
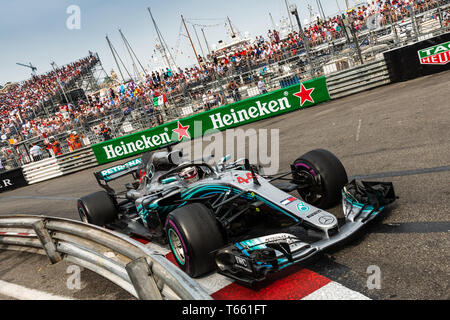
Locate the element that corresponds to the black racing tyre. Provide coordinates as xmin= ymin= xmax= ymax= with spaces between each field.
xmin=165 ymin=203 xmax=225 ymax=278
xmin=293 ymin=149 xmax=348 ymax=209
xmin=77 ymin=191 xmax=118 ymax=226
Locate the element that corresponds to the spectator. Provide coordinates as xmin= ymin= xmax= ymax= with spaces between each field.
xmin=274 ymin=29 xmax=280 ymax=43
xmin=66 ymin=131 xmax=82 ymax=151
xmin=227 ymin=80 xmax=241 ymax=102
xmin=99 ymin=122 xmax=112 ymax=141
xmin=257 ymin=77 xmax=268 ymax=94
xmin=45 ymin=136 xmax=62 ymax=157
xmin=215 ymin=92 xmax=225 ymax=107
xmin=202 ymin=92 xmax=209 ymax=110
xmin=72 ymin=131 xmax=83 ymax=150
xmin=29 ymin=143 xmax=43 ymax=162
xmin=207 ymin=90 xmax=216 ymax=109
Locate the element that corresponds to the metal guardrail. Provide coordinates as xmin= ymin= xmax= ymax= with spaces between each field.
xmin=0 ymin=215 xmax=212 ymax=300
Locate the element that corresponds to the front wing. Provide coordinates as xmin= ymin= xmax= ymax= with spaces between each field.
xmin=215 ymin=180 xmax=396 ymax=284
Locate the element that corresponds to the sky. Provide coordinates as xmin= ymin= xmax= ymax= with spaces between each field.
xmin=0 ymin=0 xmax=362 ymax=85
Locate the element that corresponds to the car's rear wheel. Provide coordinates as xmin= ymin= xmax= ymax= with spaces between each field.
xmin=165 ymin=203 xmax=225 ymax=277
xmin=77 ymin=191 xmax=118 ymax=226
xmin=292 ymin=149 xmax=348 ymax=209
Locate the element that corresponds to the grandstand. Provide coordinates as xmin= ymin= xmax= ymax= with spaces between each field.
xmin=0 ymin=53 xmax=103 ymax=168
xmin=0 ymin=0 xmax=449 ymax=171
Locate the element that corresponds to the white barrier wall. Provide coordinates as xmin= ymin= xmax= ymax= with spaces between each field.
xmin=22 ymin=147 xmax=98 ymax=184
xmin=326 ymin=58 xmax=391 ymax=99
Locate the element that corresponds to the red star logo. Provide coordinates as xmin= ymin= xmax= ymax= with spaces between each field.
xmin=293 ymin=83 xmax=315 ymax=106
xmin=172 ymin=121 xmax=190 ymax=141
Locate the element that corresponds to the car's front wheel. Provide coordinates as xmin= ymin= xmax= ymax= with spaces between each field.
xmin=165 ymin=203 xmax=225 ymax=277
xmin=292 ymin=149 xmax=348 ymax=209
xmin=77 ymin=191 xmax=118 ymax=226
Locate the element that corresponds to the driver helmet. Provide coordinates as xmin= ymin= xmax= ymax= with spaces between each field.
xmin=178 ymin=166 xmax=199 ymax=183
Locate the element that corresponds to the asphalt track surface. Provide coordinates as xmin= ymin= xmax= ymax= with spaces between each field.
xmin=0 ymin=70 xmax=449 ymax=300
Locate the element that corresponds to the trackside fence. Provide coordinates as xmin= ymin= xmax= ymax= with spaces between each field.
xmin=0 ymin=215 xmax=212 ymax=300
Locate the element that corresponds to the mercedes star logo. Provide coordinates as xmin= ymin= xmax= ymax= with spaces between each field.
xmin=318 ymin=216 xmax=335 ymax=225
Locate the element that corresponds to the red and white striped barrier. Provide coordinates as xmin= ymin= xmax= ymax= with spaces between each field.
xmin=0 ymin=231 xmax=33 ymax=237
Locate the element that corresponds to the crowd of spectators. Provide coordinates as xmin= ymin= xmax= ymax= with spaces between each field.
xmin=114 ymin=0 xmax=449 ymax=100
xmin=0 ymin=54 xmax=99 ymax=143
xmin=0 ymin=0 xmax=448 ymax=165
xmin=302 ymin=0 xmax=448 ymax=46
xmin=184 ymin=0 xmax=449 ymax=78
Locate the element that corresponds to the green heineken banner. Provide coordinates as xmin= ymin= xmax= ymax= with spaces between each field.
xmin=92 ymin=76 xmax=330 ymax=165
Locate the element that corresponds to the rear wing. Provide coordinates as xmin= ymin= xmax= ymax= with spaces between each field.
xmin=93 ymin=141 xmax=181 ymax=194
xmin=95 ymin=157 xmax=143 ymax=182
